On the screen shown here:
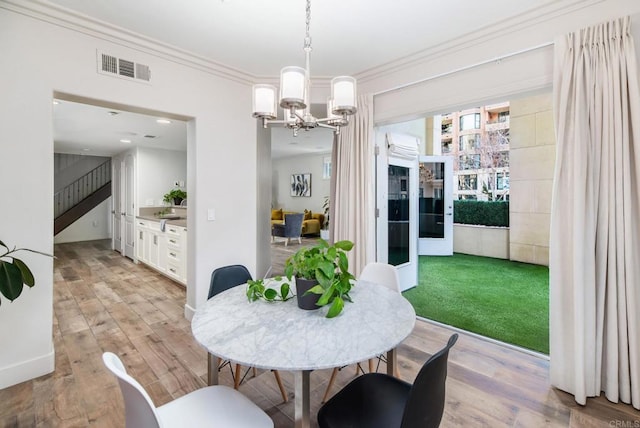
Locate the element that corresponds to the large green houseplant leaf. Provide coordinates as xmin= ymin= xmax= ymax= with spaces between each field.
xmin=0 ymin=239 xmax=53 ymax=306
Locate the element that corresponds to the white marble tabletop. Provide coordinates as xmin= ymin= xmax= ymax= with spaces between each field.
xmin=191 ymin=279 xmax=416 ymax=372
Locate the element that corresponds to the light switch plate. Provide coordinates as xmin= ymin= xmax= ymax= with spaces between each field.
xmin=207 ymin=209 xmax=215 ymax=221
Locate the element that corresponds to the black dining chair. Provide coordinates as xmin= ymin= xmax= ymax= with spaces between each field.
xmin=317 ymin=334 xmax=458 ymax=428
xmin=208 ymin=264 xmax=288 ymax=402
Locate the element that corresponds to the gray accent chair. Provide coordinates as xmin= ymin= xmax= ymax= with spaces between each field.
xmin=272 ymin=213 xmax=304 ymax=246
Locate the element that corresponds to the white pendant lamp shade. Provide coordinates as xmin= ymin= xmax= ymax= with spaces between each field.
xmin=331 ymin=76 xmax=357 ymax=115
xmin=280 ymin=66 xmax=307 ymax=110
xmin=252 ymin=84 xmax=277 ymax=119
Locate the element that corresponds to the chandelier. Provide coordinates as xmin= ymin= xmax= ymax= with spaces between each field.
xmin=251 ymin=0 xmax=357 ymax=136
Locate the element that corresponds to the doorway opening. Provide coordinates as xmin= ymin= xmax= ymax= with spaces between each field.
xmin=52 ymin=94 xmax=191 ymax=286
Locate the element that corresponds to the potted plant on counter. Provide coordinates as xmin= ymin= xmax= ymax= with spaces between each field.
xmin=284 ymin=239 xmax=354 ymax=318
xmin=163 ymin=188 xmax=187 ymax=206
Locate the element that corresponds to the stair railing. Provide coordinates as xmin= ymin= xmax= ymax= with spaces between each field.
xmin=54 ymin=159 xmax=112 ymax=218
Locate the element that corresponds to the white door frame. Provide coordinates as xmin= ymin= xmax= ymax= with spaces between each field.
xmin=376 ymin=134 xmax=419 ymax=292
xmin=123 ymin=152 xmax=136 ymax=259
xmin=418 ymin=155 xmax=454 ymax=256
xmin=112 ymin=155 xmax=124 ymax=254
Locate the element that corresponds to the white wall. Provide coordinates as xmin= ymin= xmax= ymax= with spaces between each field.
xmin=136 ymin=147 xmax=187 ymax=208
xmin=54 ymin=198 xmax=112 ymax=244
xmin=272 ymin=153 xmax=331 ymax=213
xmin=0 ymin=4 xmax=260 ymax=388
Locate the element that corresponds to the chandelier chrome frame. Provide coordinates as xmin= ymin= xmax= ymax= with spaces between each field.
xmin=251 ymin=0 xmax=357 ymax=136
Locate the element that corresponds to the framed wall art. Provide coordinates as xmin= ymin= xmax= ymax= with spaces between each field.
xmin=291 ymin=173 xmax=311 ymax=197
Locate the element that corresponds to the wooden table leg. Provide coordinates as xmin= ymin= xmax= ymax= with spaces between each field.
xmin=294 ymin=370 xmax=311 ymax=428
xmin=207 ymin=353 xmax=219 ymax=386
xmin=386 ymin=348 xmax=396 ymax=377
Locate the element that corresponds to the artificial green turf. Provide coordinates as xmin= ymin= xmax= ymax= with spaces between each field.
xmin=403 ymin=254 xmax=549 ymax=354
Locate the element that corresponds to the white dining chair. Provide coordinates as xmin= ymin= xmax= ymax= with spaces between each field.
xmin=322 ymin=262 xmax=402 ymax=403
xmin=102 ymin=352 xmax=273 ymax=428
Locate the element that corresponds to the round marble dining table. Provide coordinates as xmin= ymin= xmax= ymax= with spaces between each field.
xmin=191 ymin=279 xmax=416 ymax=428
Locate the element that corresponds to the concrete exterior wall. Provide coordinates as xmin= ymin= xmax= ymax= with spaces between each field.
xmin=453 ymin=224 xmax=509 ymax=259
xmin=509 ymin=92 xmax=555 ymax=266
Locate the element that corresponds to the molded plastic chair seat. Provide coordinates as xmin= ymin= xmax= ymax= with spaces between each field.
xmin=103 ymin=352 xmax=273 ymax=428
xmin=318 ymin=334 xmax=458 ymax=428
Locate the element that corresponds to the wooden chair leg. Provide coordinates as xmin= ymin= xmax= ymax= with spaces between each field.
xmin=234 ymin=363 xmax=242 ymax=389
xmin=272 ymin=370 xmax=288 ymax=403
xmin=297 ymin=237 xmax=302 ymax=244
xmin=252 ymin=367 xmax=257 ymax=378
xmin=285 ymin=238 xmax=289 ymax=247
xmin=369 ymin=358 xmax=375 ymax=373
xmin=322 ymin=368 xmax=339 ymax=403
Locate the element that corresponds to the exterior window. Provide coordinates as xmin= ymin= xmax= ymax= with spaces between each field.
xmin=498 ymin=111 xmax=509 ymax=122
xmin=460 ymin=113 xmax=480 ymax=131
xmin=458 ymin=194 xmax=477 ymax=200
xmin=497 ymin=172 xmax=510 ymax=190
xmin=442 ymin=141 xmax=451 ymax=153
xmin=441 ymin=123 xmax=453 ymax=134
xmin=458 ymin=154 xmax=481 ymax=170
xmin=458 ymin=174 xmax=477 ymax=191
xmin=459 ymin=134 xmax=480 ymax=151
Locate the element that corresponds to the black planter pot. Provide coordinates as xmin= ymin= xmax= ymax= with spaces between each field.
xmin=173 ymin=197 xmax=183 ymax=206
xmin=295 ymin=277 xmax=321 ymax=310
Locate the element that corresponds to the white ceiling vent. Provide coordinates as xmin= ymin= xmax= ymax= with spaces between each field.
xmin=97 ymin=50 xmax=151 ymax=84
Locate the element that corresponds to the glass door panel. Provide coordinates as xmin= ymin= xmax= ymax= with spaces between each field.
xmin=388 ymin=165 xmax=410 ymax=266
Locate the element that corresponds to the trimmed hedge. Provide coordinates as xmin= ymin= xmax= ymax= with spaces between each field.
xmin=453 ymin=200 xmax=509 ymax=227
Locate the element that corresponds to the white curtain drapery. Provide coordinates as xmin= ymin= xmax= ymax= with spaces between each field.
xmin=330 ymin=94 xmax=375 ymax=277
xmin=550 ymin=16 xmax=640 ymax=409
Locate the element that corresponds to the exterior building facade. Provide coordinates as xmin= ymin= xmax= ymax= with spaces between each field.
xmin=439 ymin=102 xmax=510 ymax=201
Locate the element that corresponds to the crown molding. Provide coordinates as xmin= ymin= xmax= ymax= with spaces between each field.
xmin=1 ymin=0 xmax=255 ymax=85
xmin=355 ymin=0 xmax=605 ymax=85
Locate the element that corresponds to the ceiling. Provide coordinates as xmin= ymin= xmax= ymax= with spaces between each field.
xmin=49 ymin=0 xmax=558 ymax=158
xmin=53 ymin=99 xmax=187 ymax=157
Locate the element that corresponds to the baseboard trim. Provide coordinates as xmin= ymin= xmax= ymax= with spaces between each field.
xmin=0 ymin=348 xmax=55 ymax=389
xmin=184 ymin=303 xmax=196 ymax=321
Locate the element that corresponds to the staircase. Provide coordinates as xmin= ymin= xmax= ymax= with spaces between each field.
xmin=54 ymin=159 xmax=112 ymax=235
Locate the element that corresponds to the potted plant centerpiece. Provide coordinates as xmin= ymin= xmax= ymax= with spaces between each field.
xmin=284 ymin=239 xmax=354 ymax=318
xmin=163 ymin=188 xmax=187 ymax=206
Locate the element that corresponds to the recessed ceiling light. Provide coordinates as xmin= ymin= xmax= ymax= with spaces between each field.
xmin=156 ymin=119 xmax=171 ymax=124
xmin=52 ymin=100 xmax=60 ymax=105
xmin=108 ymin=111 xmax=120 ymax=116
xmin=120 ymin=139 xmax=132 ymax=143
xmin=82 ymin=148 xmax=90 ymax=151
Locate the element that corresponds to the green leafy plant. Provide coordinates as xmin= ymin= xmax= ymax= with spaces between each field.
xmin=285 ymin=239 xmax=355 ymax=318
xmin=246 ymin=277 xmax=294 ymax=302
xmin=163 ymin=189 xmax=187 ymax=205
xmin=0 ymin=240 xmax=53 ymax=306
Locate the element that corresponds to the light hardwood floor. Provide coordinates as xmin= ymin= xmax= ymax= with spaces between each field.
xmin=1 ymin=239 xmax=638 ymax=427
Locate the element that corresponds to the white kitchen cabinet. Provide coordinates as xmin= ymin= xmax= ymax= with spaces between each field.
xmin=136 ymin=218 xmax=186 ymax=285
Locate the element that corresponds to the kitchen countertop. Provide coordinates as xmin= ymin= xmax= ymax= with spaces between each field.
xmin=137 ymin=215 xmax=187 ymax=228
